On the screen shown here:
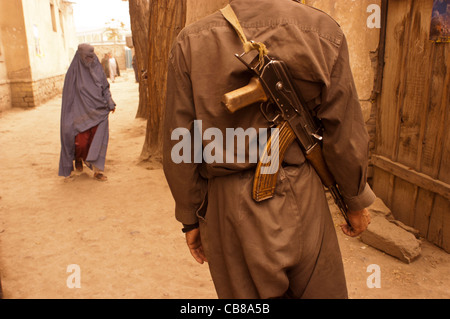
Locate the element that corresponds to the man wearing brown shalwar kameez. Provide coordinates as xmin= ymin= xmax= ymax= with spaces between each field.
xmin=163 ymin=0 xmax=376 ymax=299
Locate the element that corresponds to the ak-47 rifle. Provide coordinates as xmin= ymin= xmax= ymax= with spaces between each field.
xmin=222 ymin=48 xmax=351 ymax=227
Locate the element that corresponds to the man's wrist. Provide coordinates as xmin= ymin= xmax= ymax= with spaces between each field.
xmin=182 ymin=222 xmax=199 ymax=233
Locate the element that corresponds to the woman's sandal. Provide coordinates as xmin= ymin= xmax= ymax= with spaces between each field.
xmin=94 ymin=172 xmax=108 ymax=181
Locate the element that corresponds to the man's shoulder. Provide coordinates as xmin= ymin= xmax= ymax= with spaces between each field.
xmin=287 ymin=1 xmax=344 ymax=46
xmin=292 ymin=2 xmax=341 ymax=27
xmin=290 ymin=2 xmax=342 ymax=32
xmin=177 ymin=10 xmax=227 ymax=42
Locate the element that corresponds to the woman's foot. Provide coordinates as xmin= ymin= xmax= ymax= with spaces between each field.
xmin=75 ymin=159 xmax=83 ymax=172
xmin=94 ymin=172 xmax=108 ymax=181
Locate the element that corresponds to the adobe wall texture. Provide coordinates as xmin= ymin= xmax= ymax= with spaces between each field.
xmin=9 ymin=74 xmax=65 ymax=109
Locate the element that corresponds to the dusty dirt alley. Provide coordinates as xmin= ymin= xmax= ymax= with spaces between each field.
xmin=0 ymin=71 xmax=449 ymax=299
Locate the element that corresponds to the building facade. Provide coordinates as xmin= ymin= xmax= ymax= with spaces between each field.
xmin=0 ymin=0 xmax=78 ymax=111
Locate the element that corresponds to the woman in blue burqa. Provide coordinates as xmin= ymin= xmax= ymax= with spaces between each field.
xmin=59 ymin=43 xmax=116 ymax=181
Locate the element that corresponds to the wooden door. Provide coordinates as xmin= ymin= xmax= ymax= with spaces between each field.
xmin=371 ymin=0 xmax=450 ymax=252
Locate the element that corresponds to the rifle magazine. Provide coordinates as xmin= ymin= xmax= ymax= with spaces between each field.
xmin=252 ymin=121 xmax=297 ymax=202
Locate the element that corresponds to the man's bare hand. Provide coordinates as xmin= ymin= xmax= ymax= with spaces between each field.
xmin=186 ymin=228 xmax=208 ymax=264
xmin=340 ymin=208 xmax=371 ymax=237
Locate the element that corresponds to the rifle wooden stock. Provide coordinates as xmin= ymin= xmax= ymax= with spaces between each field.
xmin=222 ymin=77 xmax=268 ymax=113
xmin=253 ymin=121 xmax=296 ymax=202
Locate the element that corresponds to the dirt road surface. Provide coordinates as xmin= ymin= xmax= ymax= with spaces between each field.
xmin=0 ymin=71 xmax=449 ymax=299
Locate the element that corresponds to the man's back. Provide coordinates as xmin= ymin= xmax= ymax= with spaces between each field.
xmin=163 ymin=0 xmax=375 ymax=299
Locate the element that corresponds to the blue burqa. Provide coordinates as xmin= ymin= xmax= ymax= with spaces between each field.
xmin=58 ymin=44 xmax=116 ymax=177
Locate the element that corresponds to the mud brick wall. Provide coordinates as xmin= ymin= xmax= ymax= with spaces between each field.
xmin=10 ymin=81 xmax=35 ymax=108
xmin=33 ymin=74 xmax=65 ymax=105
xmin=9 ymin=74 xmax=65 ymax=108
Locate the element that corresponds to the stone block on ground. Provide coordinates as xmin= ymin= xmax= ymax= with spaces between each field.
xmin=389 ymin=219 xmax=421 ymax=239
xmin=360 ymin=198 xmax=422 ymax=264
